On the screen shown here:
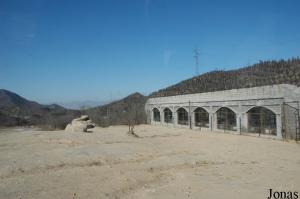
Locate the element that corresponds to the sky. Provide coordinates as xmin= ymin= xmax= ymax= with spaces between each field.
xmin=1 ymin=0 xmax=300 ymax=107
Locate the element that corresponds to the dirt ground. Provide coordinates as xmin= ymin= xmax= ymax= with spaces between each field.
xmin=0 ymin=125 xmax=299 ymax=199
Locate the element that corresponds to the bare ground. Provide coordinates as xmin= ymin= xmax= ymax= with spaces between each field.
xmin=0 ymin=125 xmax=299 ymax=199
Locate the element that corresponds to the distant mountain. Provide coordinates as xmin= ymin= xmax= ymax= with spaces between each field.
xmin=0 ymin=89 xmax=147 ymax=128
xmin=85 ymin=92 xmax=148 ymax=127
xmin=66 ymin=58 xmax=300 ymax=127
xmin=56 ymin=100 xmax=107 ymax=110
xmin=0 ymin=89 xmax=80 ymax=129
xmin=150 ymin=58 xmax=300 ymax=98
xmin=2 ymin=58 xmax=299 ymax=129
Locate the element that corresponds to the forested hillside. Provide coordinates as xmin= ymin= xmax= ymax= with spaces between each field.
xmin=85 ymin=92 xmax=148 ymax=127
xmin=2 ymin=58 xmax=300 ymax=128
xmin=0 ymin=89 xmax=80 ymax=129
xmin=150 ymin=58 xmax=300 ymax=98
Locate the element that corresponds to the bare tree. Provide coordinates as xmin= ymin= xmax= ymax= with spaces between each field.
xmin=125 ymin=103 xmax=139 ymax=138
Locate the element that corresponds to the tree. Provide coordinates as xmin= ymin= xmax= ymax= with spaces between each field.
xmin=125 ymin=103 xmax=139 ymax=138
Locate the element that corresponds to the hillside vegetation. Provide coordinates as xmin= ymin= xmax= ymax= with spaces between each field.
xmin=150 ymin=58 xmax=300 ymax=97
xmin=85 ymin=92 xmax=148 ymax=127
xmin=0 ymin=89 xmax=80 ymax=129
xmin=1 ymin=58 xmax=300 ymax=129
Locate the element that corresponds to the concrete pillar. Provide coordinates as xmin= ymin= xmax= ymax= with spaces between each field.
xmin=191 ymin=111 xmax=195 ymax=129
xmin=213 ymin=113 xmax=218 ymax=131
xmin=242 ymin=113 xmax=248 ymax=133
xmin=209 ymin=113 xmax=213 ymax=131
xmin=148 ymin=110 xmax=151 ymax=124
xmin=160 ymin=109 xmax=164 ymax=125
xmin=173 ymin=110 xmax=177 ymax=127
xmin=276 ymin=114 xmax=283 ymax=139
xmin=237 ymin=114 xmax=241 ymax=134
xmin=150 ymin=109 xmax=154 ymax=125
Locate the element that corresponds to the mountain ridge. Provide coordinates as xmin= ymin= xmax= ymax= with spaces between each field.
xmin=149 ymin=58 xmax=300 ymax=98
xmin=1 ymin=57 xmax=300 ymax=128
xmin=0 ymin=89 xmax=80 ymax=128
xmin=85 ymin=92 xmax=148 ymax=127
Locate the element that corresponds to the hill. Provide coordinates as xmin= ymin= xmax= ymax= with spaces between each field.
xmin=150 ymin=58 xmax=300 ymax=98
xmin=0 ymin=89 xmax=80 ymax=129
xmin=85 ymin=92 xmax=148 ymax=127
xmin=2 ymin=58 xmax=300 ymax=128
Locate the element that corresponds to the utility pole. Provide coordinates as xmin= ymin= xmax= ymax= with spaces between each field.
xmin=194 ymin=48 xmax=199 ymax=76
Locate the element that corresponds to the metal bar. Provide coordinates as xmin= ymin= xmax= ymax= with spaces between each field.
xmin=189 ymin=101 xmax=192 ymax=129
xmin=239 ymin=117 xmax=241 ymax=135
xmin=284 ymin=103 xmax=299 ymax=110
xmin=282 ymin=102 xmax=286 ymax=140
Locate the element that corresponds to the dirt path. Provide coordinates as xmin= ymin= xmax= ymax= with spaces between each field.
xmin=0 ymin=125 xmax=299 ymax=199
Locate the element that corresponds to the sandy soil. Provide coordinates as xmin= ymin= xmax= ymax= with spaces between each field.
xmin=0 ymin=125 xmax=299 ymax=199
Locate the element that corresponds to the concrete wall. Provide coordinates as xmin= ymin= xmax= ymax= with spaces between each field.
xmin=146 ymin=84 xmax=300 ymax=140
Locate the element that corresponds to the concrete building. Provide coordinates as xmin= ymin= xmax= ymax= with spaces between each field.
xmin=145 ymin=84 xmax=300 ymax=140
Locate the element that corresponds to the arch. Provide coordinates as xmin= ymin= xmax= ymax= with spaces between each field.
xmin=247 ymin=106 xmax=277 ymax=135
xmin=163 ymin=108 xmax=173 ymax=123
xmin=177 ymin=107 xmax=189 ymax=125
xmin=192 ymin=106 xmax=209 ymax=113
xmin=175 ymin=106 xmax=189 ymax=113
xmin=194 ymin=107 xmax=209 ymax=128
xmin=216 ymin=107 xmax=237 ymax=131
xmin=152 ymin=108 xmax=160 ymax=122
xmin=243 ymin=105 xmax=278 ymax=115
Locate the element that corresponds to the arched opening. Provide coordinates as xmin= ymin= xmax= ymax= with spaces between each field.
xmin=164 ymin=108 xmax=173 ymax=123
xmin=152 ymin=108 xmax=160 ymax=122
xmin=177 ymin=108 xmax=189 ymax=125
xmin=216 ymin=107 xmax=237 ymax=131
xmin=194 ymin=107 xmax=209 ymax=127
xmin=247 ymin=106 xmax=277 ymax=135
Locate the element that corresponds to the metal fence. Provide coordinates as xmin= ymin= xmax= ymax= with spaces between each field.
xmin=246 ymin=107 xmax=277 ymax=136
xmin=148 ymin=100 xmax=300 ymax=141
xmin=194 ymin=107 xmax=209 ymax=128
xmin=216 ymin=107 xmax=237 ymax=131
xmin=177 ymin=108 xmax=189 ymax=125
xmin=282 ymin=102 xmax=299 ymax=141
xmin=164 ymin=108 xmax=173 ymax=124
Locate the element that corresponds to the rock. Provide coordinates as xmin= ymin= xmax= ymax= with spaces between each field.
xmin=65 ymin=115 xmax=95 ymax=132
